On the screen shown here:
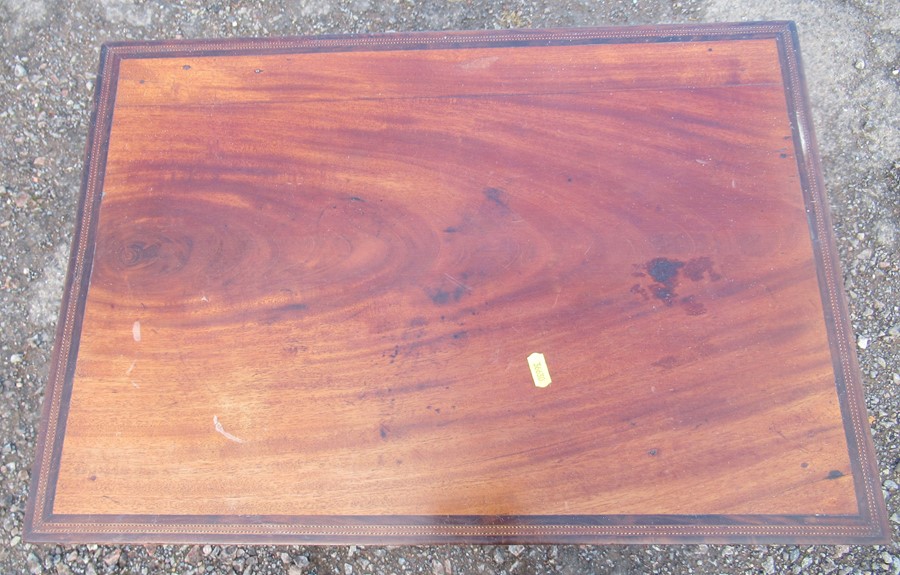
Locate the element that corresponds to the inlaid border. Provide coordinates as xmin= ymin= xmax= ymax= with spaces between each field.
xmin=24 ymin=21 xmax=889 ymax=544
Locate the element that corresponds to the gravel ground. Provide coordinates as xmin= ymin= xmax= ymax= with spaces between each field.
xmin=0 ymin=0 xmax=897 ymax=573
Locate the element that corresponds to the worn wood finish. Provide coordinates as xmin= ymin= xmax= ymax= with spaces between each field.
xmin=25 ymin=22 xmax=888 ymax=544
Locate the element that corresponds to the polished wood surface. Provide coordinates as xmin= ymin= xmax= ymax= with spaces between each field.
xmin=26 ymin=23 xmax=888 ymax=543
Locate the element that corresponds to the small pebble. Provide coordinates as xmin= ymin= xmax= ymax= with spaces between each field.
xmin=858 ymin=336 xmax=869 ymax=349
xmin=103 ymin=549 xmax=121 ymax=566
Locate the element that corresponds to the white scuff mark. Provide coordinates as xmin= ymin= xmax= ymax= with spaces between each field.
xmin=200 ymin=294 xmax=209 ymax=303
xmin=459 ymin=55 xmax=499 ymax=70
xmin=131 ymin=380 xmax=139 ymax=388
xmin=125 ymin=360 xmax=136 ymax=375
xmin=132 ymin=320 xmax=141 ymax=342
xmin=731 ymin=179 xmax=736 ymax=189
xmin=213 ymin=415 xmax=244 ymax=444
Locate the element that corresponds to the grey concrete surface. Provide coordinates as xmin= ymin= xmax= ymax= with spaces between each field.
xmin=0 ymin=0 xmax=897 ymax=573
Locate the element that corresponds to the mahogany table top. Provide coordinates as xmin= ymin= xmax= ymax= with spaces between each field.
xmin=25 ymin=22 xmax=888 ymax=544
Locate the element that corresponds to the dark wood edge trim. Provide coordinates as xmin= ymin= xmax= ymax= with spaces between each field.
xmin=775 ymin=23 xmax=889 ymax=542
xmin=24 ymin=514 xmax=888 ymax=545
xmin=26 ymin=21 xmax=889 ymax=545
xmin=32 ymin=512 xmax=878 ymax=527
xmin=24 ymin=45 xmax=123 ymax=542
xmin=98 ymin=21 xmax=794 ymax=59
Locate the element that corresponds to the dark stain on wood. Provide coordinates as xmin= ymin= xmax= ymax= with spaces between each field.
xmin=680 ymin=295 xmax=707 ymax=316
xmin=482 ymin=187 xmax=510 ymax=210
xmin=682 ymin=256 xmax=721 ymax=282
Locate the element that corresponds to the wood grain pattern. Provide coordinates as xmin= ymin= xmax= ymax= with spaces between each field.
xmin=25 ymin=23 xmax=888 ymax=544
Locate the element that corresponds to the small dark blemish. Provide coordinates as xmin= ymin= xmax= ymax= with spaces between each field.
xmin=409 ymin=317 xmax=427 ymax=328
xmin=278 ymin=302 xmax=309 ymax=313
xmin=630 ymin=283 xmax=649 ymax=300
xmin=452 ymin=331 xmax=467 ymax=340
xmin=652 ymin=356 xmax=678 ymax=370
xmin=483 ymin=187 xmax=509 ymax=210
xmin=434 ymin=407 xmax=441 ymax=414
xmin=648 ymin=449 xmax=658 ymax=456
xmin=444 ymin=227 xmax=458 ymax=233
xmin=680 ymin=295 xmax=707 ymax=316
xmin=396 ymin=459 xmax=403 ymax=465
xmin=389 ymin=345 xmax=400 ymax=360
xmin=88 ymin=474 xmax=97 ymax=481
xmin=647 ymin=257 xmax=683 ymax=284
xmin=379 ymin=423 xmax=389 ymax=439
xmin=779 ymin=153 xmax=788 ymax=158
xmin=826 ymin=470 xmax=844 ymax=480
xmin=430 ymin=289 xmax=451 ymax=305
xmin=567 ymin=176 xmax=573 ymax=183
xmin=650 ymin=284 xmax=677 ymax=306
xmin=349 ymin=196 xmax=365 ymax=202
xmin=682 ymin=256 xmax=721 ymax=282
xmin=139 ymin=79 xmax=145 ymax=84
xmin=182 ymin=65 xmax=191 ymax=70
xmin=254 ymin=69 xmax=263 ymax=74
xmin=429 ymin=286 xmax=465 ymax=306
xmin=801 ymin=462 xmax=809 ymax=468
xmin=707 ymin=48 xmax=713 ymax=52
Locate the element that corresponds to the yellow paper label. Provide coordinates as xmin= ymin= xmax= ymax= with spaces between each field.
xmin=527 ymin=352 xmax=551 ymax=388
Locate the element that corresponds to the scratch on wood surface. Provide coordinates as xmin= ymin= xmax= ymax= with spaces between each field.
xmin=125 ymin=360 xmax=136 ymax=375
xmin=213 ymin=415 xmax=244 ymax=444
xmin=443 ymin=273 xmax=472 ymax=292
xmin=132 ymin=320 xmax=141 ymax=342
